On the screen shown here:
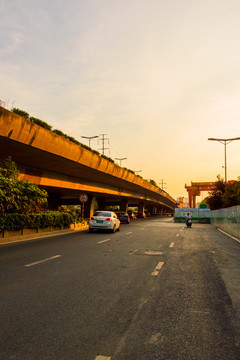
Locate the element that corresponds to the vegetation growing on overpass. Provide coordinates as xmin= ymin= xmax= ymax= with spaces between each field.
xmin=10 ymin=107 xmax=154 ymax=182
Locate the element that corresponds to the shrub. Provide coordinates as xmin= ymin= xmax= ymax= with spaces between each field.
xmin=101 ymin=154 xmax=115 ymax=163
xmin=30 ymin=117 xmax=52 ymax=131
xmin=12 ymin=108 xmax=29 ymax=119
xmin=52 ymin=129 xmax=68 ymax=138
xmin=0 ymin=212 xmax=75 ymax=232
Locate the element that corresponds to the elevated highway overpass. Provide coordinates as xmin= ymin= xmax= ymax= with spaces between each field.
xmin=0 ymin=106 xmax=177 ymax=217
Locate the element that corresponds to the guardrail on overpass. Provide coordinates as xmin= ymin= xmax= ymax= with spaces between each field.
xmin=0 ymin=106 xmax=177 ymax=216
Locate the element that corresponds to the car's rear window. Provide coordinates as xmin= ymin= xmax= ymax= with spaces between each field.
xmin=93 ymin=212 xmax=112 ymax=217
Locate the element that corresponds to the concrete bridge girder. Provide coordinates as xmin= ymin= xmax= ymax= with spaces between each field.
xmin=0 ymin=106 xmax=176 ymax=215
xmin=47 ymin=190 xmax=175 ymax=218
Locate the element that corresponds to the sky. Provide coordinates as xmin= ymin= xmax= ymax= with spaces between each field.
xmin=1 ymin=0 xmax=240 ymax=201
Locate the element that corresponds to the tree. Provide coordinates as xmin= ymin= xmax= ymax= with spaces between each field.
xmin=0 ymin=157 xmax=48 ymax=214
xmin=222 ymin=181 xmax=240 ymax=208
xmin=206 ymin=180 xmax=226 ymax=210
xmin=199 ymin=198 xmax=209 ymax=208
xmin=0 ymin=156 xmax=19 ymax=179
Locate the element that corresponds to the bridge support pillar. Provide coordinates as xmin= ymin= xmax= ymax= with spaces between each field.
xmin=84 ymin=195 xmax=97 ymax=218
xmin=97 ymin=198 xmax=107 ymax=211
xmin=150 ymin=206 xmax=157 ymax=215
xmin=119 ymin=199 xmax=128 ymax=212
xmin=138 ymin=203 xmax=145 ymax=213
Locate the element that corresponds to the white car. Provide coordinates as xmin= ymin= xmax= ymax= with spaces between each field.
xmin=89 ymin=211 xmax=120 ymax=233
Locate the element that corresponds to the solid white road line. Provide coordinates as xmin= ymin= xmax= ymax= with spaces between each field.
xmin=151 ymin=262 xmax=164 ymax=276
xmin=97 ymin=239 xmax=111 ymax=244
xmin=169 ymin=242 xmax=174 ymax=248
xmin=24 ymin=255 xmax=61 ymax=267
xmin=95 ymin=356 xmax=111 ymax=360
xmin=218 ymin=229 xmax=240 ymax=243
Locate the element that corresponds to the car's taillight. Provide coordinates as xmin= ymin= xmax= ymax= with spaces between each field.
xmin=106 ymin=218 xmax=112 ymax=221
xmin=90 ymin=217 xmax=94 ymax=220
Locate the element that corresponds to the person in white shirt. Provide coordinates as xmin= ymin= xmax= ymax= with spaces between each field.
xmin=185 ymin=212 xmax=192 ymax=227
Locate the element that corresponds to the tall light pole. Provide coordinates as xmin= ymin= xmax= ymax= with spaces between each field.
xmin=81 ymin=135 xmax=99 ymax=148
xmin=135 ymin=170 xmax=142 ymax=175
xmin=208 ymin=137 xmax=240 ymax=183
xmin=115 ymin=157 xmax=127 ymax=166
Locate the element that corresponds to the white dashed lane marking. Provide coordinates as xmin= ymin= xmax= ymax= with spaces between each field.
xmin=144 ymin=251 xmax=163 ymax=255
xmin=95 ymin=356 xmax=111 ymax=360
xmin=169 ymin=242 xmax=174 ymax=248
xmin=151 ymin=262 xmax=164 ymax=276
xmin=24 ymin=255 xmax=61 ymax=267
xmin=97 ymin=239 xmax=111 ymax=244
xmin=129 ymin=249 xmax=139 ymax=256
xmin=125 ymin=232 xmax=132 ymax=235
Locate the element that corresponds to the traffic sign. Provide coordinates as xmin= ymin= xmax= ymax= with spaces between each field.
xmin=79 ymin=194 xmax=88 ymax=203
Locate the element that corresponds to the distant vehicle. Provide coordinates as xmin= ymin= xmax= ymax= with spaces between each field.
xmin=89 ymin=211 xmax=120 ymax=232
xmin=127 ymin=210 xmax=137 ymax=220
xmin=115 ymin=211 xmax=130 ymax=224
xmin=136 ymin=212 xmax=146 ymax=218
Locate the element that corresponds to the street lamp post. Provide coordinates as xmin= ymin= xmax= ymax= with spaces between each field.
xmin=208 ymin=137 xmax=240 ymax=183
xmin=135 ymin=170 xmax=142 ymax=175
xmin=81 ymin=135 xmax=99 ymax=148
xmin=114 ymin=157 xmax=127 ymax=167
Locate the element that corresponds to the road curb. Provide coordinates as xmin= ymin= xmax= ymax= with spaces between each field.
xmin=0 ymin=226 xmax=89 ymax=246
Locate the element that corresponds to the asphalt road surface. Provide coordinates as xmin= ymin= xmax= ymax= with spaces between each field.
xmin=1 ymin=216 xmax=240 ymax=360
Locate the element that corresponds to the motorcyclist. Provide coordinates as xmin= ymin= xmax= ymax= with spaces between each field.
xmin=185 ymin=212 xmax=192 ymax=227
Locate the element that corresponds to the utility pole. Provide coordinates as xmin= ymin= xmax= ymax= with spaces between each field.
xmin=98 ymin=134 xmax=110 ymax=155
xmin=159 ymin=179 xmax=167 ymax=190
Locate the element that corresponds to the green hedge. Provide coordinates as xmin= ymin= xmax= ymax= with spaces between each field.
xmin=0 ymin=211 xmax=75 ymax=232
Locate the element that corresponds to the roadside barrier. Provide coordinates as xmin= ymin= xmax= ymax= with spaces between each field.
xmin=211 ymin=206 xmax=240 ymax=240
xmin=0 ymin=221 xmax=89 ymax=245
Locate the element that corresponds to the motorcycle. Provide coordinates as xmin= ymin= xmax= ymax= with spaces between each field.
xmin=186 ymin=218 xmax=192 ymax=228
